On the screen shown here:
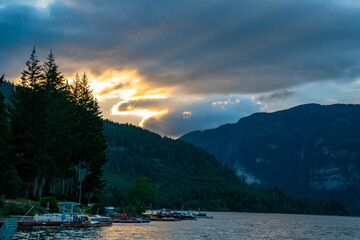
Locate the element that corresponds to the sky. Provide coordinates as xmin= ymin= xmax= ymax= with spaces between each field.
xmin=1 ymin=0 xmax=360 ymax=137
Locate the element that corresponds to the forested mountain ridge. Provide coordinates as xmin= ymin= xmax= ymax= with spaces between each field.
xmin=101 ymin=120 xmax=347 ymax=215
xmin=180 ymin=103 xmax=360 ymax=215
xmin=0 ymin=49 xmax=349 ymax=215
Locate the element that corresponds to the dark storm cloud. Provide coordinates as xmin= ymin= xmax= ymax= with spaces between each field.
xmin=2 ymin=0 xmax=360 ymax=94
xmin=256 ymin=90 xmax=296 ymax=102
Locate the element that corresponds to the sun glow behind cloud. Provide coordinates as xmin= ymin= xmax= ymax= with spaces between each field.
xmin=111 ymin=102 xmax=168 ymax=127
xmin=88 ymin=69 xmax=169 ymax=127
xmin=3 ymin=0 xmax=360 ymax=137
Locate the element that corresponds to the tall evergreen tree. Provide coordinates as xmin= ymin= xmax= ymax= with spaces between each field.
xmin=34 ymin=50 xmax=77 ymax=197
xmin=70 ymin=73 xmax=107 ymax=203
xmin=10 ymin=47 xmax=44 ymax=197
xmin=0 ymin=75 xmax=20 ymax=197
xmin=0 ymin=75 xmax=7 ymax=123
xmin=11 ymin=49 xmax=78 ymax=198
xmin=20 ymin=46 xmax=43 ymax=89
xmin=9 ymin=48 xmax=107 ymax=201
xmin=42 ymin=49 xmax=65 ymax=89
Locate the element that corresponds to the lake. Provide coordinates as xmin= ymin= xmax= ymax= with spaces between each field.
xmin=14 ymin=212 xmax=360 ymax=239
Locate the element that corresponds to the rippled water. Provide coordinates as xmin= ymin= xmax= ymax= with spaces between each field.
xmin=14 ymin=212 xmax=360 ymax=239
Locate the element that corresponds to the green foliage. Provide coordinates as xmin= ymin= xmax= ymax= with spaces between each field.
xmin=0 ymin=165 xmax=20 ymax=198
xmin=30 ymin=195 xmax=40 ymax=202
xmin=40 ymin=196 xmax=59 ymax=213
xmin=88 ymin=193 xmax=106 ymax=214
xmin=135 ymin=203 xmax=146 ymax=214
xmin=117 ymin=207 xmax=125 ymax=213
xmin=70 ymin=73 xmax=107 ymax=201
xmin=20 ymin=46 xmax=43 ymax=89
xmin=90 ymin=203 xmax=106 ymax=215
xmin=42 ymin=49 xmax=64 ymax=89
xmin=102 ymin=120 xmax=349 ymax=216
xmin=7 ymin=48 xmax=107 ymax=202
xmin=0 ymin=202 xmax=46 ymax=217
xmin=124 ymin=204 xmax=136 ymax=213
xmin=128 ymin=176 xmax=157 ymax=204
xmin=0 ymin=75 xmax=20 ymax=198
xmin=10 ymin=49 xmax=77 ymax=198
xmin=0 ymin=205 xmax=29 ymax=216
xmin=127 ymin=176 xmax=157 ymax=213
xmin=79 ymin=206 xmax=91 ymax=214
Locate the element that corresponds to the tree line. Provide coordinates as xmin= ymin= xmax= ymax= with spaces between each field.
xmin=0 ymin=48 xmax=349 ymax=216
xmin=0 ymin=47 xmax=107 ymax=204
xmin=102 ymin=120 xmax=348 ymax=215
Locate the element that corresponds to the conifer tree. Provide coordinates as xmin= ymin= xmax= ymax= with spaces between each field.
xmin=0 ymin=75 xmax=9 ymax=163
xmin=0 ymin=75 xmax=7 ymax=123
xmin=70 ymin=73 xmax=107 ymax=203
xmin=0 ymin=75 xmax=20 ymax=197
xmin=10 ymin=47 xmax=45 ymax=197
xmin=42 ymin=50 xmax=65 ymax=89
xmin=20 ymin=46 xmax=43 ymax=89
xmin=10 ymin=48 xmax=107 ymax=200
xmin=34 ymin=50 xmax=77 ymax=197
xmin=11 ymin=49 xmax=77 ymax=198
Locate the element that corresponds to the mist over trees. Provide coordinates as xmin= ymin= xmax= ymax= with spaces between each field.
xmin=1 ymin=47 xmax=107 ymax=203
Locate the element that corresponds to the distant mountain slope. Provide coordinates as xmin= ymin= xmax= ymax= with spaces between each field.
xmin=180 ymin=104 xmax=360 ymax=215
xmin=102 ymin=120 xmax=347 ymax=215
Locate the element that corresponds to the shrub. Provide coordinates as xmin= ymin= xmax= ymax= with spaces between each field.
xmin=124 ymin=204 xmax=136 ymax=213
xmin=40 ymin=196 xmax=59 ymax=213
xmin=0 ymin=204 xmax=28 ymax=216
xmin=90 ymin=203 xmax=106 ymax=215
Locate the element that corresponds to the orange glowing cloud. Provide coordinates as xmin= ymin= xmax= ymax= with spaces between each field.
xmin=85 ymin=69 xmax=171 ymax=127
xmin=182 ymin=111 xmax=192 ymax=119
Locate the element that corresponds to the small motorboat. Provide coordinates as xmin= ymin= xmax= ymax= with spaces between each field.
xmin=61 ymin=215 xmax=112 ymax=227
xmin=61 ymin=221 xmax=112 ymax=227
xmin=149 ymin=216 xmax=181 ymax=221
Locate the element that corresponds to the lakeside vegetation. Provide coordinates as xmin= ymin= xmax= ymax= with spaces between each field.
xmin=0 ymin=47 xmax=106 ymax=205
xmin=0 ymin=48 xmax=349 ymax=216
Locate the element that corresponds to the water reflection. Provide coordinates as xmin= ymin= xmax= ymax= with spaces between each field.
xmin=14 ymin=212 xmax=360 ymax=240
xmin=98 ymin=224 xmax=174 ymax=239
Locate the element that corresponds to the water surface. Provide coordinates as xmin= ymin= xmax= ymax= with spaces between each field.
xmin=15 ymin=212 xmax=360 ymax=239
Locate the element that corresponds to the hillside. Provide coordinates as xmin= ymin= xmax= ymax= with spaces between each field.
xmin=101 ymin=120 xmax=347 ymax=215
xmin=0 ymin=82 xmax=348 ymax=215
xmin=180 ymin=104 xmax=360 ymax=215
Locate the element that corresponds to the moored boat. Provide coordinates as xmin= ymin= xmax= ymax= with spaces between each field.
xmin=149 ymin=216 xmax=181 ymax=221
xmin=192 ymin=209 xmax=214 ymax=219
xmin=61 ymin=221 xmax=112 ymax=227
xmin=180 ymin=212 xmax=197 ymax=220
xmin=3 ymin=202 xmax=112 ymax=227
xmin=61 ymin=214 xmax=112 ymax=227
xmin=112 ymin=218 xmax=150 ymax=223
xmin=107 ymin=212 xmax=150 ymax=223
